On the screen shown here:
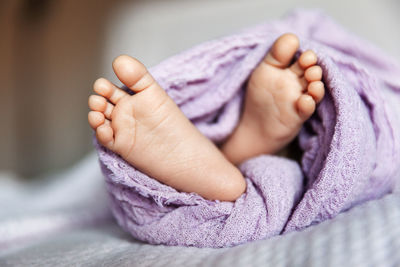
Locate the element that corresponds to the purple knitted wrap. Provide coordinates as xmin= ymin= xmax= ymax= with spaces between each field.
xmin=95 ymin=9 xmax=400 ymax=248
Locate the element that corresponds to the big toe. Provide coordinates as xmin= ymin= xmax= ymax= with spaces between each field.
xmin=263 ymin=33 xmax=300 ymax=68
xmin=112 ymin=55 xmax=156 ymax=93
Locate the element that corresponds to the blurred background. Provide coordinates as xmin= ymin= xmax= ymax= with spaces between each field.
xmin=1 ymin=0 xmax=399 ymax=179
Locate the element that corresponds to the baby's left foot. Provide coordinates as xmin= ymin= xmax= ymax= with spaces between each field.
xmin=88 ymin=56 xmax=245 ymax=201
xmin=221 ymin=33 xmax=325 ymax=165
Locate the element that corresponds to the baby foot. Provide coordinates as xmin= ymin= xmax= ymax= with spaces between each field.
xmin=221 ymin=33 xmax=325 ymax=165
xmin=88 ymin=55 xmax=245 ymax=201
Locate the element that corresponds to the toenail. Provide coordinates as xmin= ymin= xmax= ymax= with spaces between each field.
xmin=112 ymin=55 xmax=132 ymax=68
xmin=94 ymin=78 xmax=107 ymax=88
xmin=282 ymin=33 xmax=299 ymax=43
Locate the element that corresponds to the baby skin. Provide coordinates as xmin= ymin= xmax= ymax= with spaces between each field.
xmin=88 ymin=33 xmax=324 ymax=202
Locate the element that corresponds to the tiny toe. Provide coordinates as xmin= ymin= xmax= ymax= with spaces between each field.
xmin=93 ymin=78 xmax=128 ymax=104
xmin=88 ymin=95 xmax=107 ymax=112
xmin=112 ymin=55 xmax=158 ymax=93
xmin=88 ymin=95 xmax=114 ymax=119
xmin=304 ymin=65 xmax=322 ymax=82
xmin=297 ymin=94 xmax=316 ymax=121
xmin=290 ymin=50 xmax=318 ymax=76
xmin=307 ymin=81 xmax=325 ymax=103
xmin=298 ymin=50 xmax=318 ymax=68
xmin=96 ymin=120 xmax=114 ymax=149
xmin=263 ymin=33 xmax=300 ymax=68
xmin=88 ymin=111 xmax=105 ymax=129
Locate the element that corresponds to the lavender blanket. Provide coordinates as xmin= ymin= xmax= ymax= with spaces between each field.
xmin=95 ymin=10 xmax=400 ymax=248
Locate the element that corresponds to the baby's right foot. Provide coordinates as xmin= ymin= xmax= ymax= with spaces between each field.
xmin=88 ymin=55 xmax=245 ymax=201
xmin=221 ymin=33 xmax=325 ymax=165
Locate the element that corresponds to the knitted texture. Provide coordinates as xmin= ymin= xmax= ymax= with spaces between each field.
xmin=95 ymin=9 xmax=400 ymax=248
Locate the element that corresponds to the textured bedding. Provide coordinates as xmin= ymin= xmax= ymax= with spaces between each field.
xmin=95 ymin=9 xmax=400 ymax=248
xmin=1 ymin=153 xmax=400 ymax=266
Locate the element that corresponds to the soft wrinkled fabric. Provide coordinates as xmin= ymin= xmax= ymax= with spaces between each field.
xmin=95 ymin=9 xmax=400 ymax=248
